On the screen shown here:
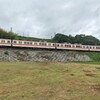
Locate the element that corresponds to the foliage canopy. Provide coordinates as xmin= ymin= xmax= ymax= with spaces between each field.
xmin=0 ymin=28 xmax=100 ymax=45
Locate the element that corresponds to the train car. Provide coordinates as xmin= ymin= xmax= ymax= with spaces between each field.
xmin=94 ymin=46 xmax=100 ymax=51
xmin=0 ymin=39 xmax=11 ymax=46
xmin=0 ymin=38 xmax=100 ymax=51
xmin=12 ymin=40 xmax=34 ymax=48
xmin=12 ymin=40 xmax=56 ymax=49
xmin=55 ymin=43 xmax=72 ymax=50
xmin=37 ymin=42 xmax=56 ymax=49
xmin=55 ymin=43 xmax=100 ymax=51
xmin=56 ymin=43 xmax=85 ymax=51
xmin=11 ymin=39 xmax=100 ymax=51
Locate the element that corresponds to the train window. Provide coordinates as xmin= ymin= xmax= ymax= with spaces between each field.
xmin=24 ymin=42 xmax=28 ymax=44
xmin=48 ymin=44 xmax=51 ymax=46
xmin=42 ymin=43 xmax=46 ymax=46
xmin=44 ymin=43 xmax=46 ymax=46
xmin=42 ymin=43 xmax=44 ymax=45
xmin=96 ymin=47 xmax=100 ymax=49
xmin=7 ymin=41 xmax=11 ymax=43
xmin=76 ymin=45 xmax=82 ymax=48
xmin=27 ymin=42 xmax=29 ymax=45
xmin=61 ymin=44 xmax=63 ymax=47
xmin=30 ymin=42 xmax=32 ymax=45
xmin=65 ymin=45 xmax=71 ymax=47
xmin=68 ymin=45 xmax=71 ymax=47
xmin=57 ymin=44 xmax=59 ymax=47
xmin=72 ymin=45 xmax=75 ymax=48
xmin=41 ymin=43 xmax=43 ymax=45
xmin=86 ymin=46 xmax=88 ymax=48
xmin=53 ymin=44 xmax=55 ymax=46
xmin=34 ymin=42 xmax=37 ymax=45
xmin=19 ymin=41 xmax=22 ymax=44
xmin=1 ymin=40 xmax=5 ymax=43
xmin=93 ymin=47 xmax=95 ymax=49
xmin=24 ymin=42 xmax=27 ymax=44
xmin=39 ymin=43 xmax=41 ymax=45
xmin=14 ymin=41 xmax=17 ymax=44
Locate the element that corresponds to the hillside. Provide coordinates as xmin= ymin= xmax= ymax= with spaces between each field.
xmin=0 ymin=28 xmax=50 ymax=42
xmin=53 ymin=33 xmax=100 ymax=45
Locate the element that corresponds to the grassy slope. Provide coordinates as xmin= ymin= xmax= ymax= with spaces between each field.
xmin=16 ymin=36 xmax=52 ymax=42
xmin=85 ymin=52 xmax=100 ymax=61
xmin=78 ymin=61 xmax=100 ymax=65
xmin=75 ymin=51 xmax=100 ymax=61
xmin=0 ymin=62 xmax=100 ymax=100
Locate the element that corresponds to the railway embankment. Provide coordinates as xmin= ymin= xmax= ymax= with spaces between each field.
xmin=0 ymin=48 xmax=100 ymax=62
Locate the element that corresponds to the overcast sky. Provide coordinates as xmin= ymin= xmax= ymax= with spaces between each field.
xmin=0 ymin=0 xmax=100 ymax=39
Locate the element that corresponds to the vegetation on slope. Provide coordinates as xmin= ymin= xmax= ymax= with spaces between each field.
xmin=0 ymin=28 xmax=17 ymax=39
xmin=74 ymin=51 xmax=100 ymax=61
xmin=85 ymin=52 xmax=100 ymax=61
xmin=53 ymin=33 xmax=100 ymax=45
xmin=0 ymin=28 xmax=50 ymax=42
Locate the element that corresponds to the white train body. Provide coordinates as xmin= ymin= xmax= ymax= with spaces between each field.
xmin=0 ymin=38 xmax=100 ymax=51
xmin=0 ymin=39 xmax=11 ymax=46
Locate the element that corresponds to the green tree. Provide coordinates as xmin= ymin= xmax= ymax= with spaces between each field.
xmin=0 ymin=28 xmax=17 ymax=39
xmin=53 ymin=33 xmax=71 ymax=43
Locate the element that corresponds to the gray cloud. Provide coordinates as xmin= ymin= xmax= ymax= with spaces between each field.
xmin=0 ymin=0 xmax=100 ymax=39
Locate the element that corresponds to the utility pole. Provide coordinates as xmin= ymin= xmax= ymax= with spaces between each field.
xmin=10 ymin=27 xmax=13 ymax=47
xmin=10 ymin=27 xmax=12 ymax=33
xmin=54 ymin=32 xmax=57 ymax=50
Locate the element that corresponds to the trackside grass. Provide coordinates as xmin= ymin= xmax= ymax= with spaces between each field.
xmin=77 ymin=61 xmax=100 ymax=65
xmin=0 ymin=62 xmax=100 ymax=100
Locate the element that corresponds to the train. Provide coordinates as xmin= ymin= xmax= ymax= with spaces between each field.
xmin=0 ymin=38 xmax=100 ymax=51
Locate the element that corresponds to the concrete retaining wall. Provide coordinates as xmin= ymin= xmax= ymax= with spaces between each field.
xmin=0 ymin=48 xmax=92 ymax=62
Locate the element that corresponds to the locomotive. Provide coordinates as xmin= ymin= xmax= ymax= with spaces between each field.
xmin=0 ymin=38 xmax=100 ymax=51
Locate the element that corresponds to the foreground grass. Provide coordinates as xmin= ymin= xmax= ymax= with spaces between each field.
xmin=0 ymin=62 xmax=100 ymax=100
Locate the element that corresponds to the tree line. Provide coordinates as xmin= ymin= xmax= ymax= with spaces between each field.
xmin=0 ymin=28 xmax=100 ymax=45
xmin=53 ymin=33 xmax=100 ymax=45
xmin=0 ymin=28 xmax=43 ymax=41
xmin=0 ymin=28 xmax=17 ymax=39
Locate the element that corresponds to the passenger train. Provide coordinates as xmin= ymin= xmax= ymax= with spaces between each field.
xmin=0 ymin=38 xmax=100 ymax=51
